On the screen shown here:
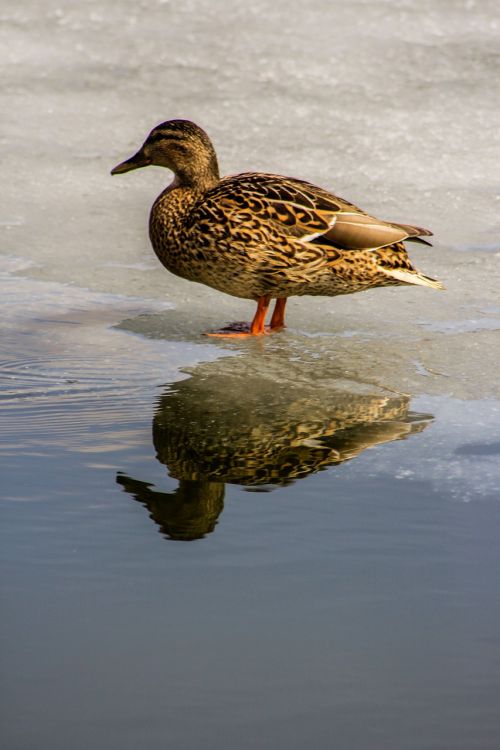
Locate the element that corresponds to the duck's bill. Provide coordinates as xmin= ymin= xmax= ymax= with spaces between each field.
xmin=110 ymin=150 xmax=151 ymax=175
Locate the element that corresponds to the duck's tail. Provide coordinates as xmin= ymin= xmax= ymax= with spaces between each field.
xmin=382 ymin=267 xmax=445 ymax=290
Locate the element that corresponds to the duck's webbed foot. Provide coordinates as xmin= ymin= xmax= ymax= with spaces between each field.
xmin=204 ymin=296 xmax=287 ymax=337
xmin=204 ymin=321 xmax=269 ymax=338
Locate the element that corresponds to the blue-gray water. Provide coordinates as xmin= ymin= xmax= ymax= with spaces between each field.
xmin=2 ymin=0 xmax=500 ymax=748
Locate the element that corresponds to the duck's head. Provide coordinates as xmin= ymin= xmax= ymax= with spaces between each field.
xmin=111 ymin=119 xmax=220 ymax=189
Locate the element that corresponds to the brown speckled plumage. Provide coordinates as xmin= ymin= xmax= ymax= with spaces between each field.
xmin=111 ymin=119 xmax=443 ymax=335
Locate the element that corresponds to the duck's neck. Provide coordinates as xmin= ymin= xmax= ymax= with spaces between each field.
xmin=173 ymin=167 xmax=220 ymax=192
xmin=173 ymin=146 xmax=220 ymax=192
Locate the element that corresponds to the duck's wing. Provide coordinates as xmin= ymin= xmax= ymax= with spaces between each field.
xmin=321 ymin=212 xmax=433 ymax=250
xmin=213 ymin=173 xmax=432 ymax=251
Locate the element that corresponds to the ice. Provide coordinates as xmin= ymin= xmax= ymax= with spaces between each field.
xmin=2 ymin=0 xmax=500 ymax=272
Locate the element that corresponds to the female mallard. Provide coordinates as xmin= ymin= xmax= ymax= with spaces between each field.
xmin=111 ymin=119 xmax=442 ymax=336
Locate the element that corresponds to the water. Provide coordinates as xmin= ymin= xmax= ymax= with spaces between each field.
xmin=1 ymin=1 xmax=500 ymax=748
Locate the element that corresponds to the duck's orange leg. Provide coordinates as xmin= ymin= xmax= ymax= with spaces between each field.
xmin=270 ymin=298 xmax=287 ymax=330
xmin=250 ymin=295 xmax=270 ymax=334
xmin=205 ymin=296 xmax=271 ymax=338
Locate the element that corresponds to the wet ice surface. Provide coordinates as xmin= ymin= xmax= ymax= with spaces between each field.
xmin=2 ymin=1 xmax=500 ymax=749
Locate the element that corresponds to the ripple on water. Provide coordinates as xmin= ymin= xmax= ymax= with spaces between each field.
xmin=0 ymin=265 xmax=177 ymax=452
xmin=0 ymin=353 xmax=150 ymax=401
xmin=0 ymin=350 xmax=158 ymax=454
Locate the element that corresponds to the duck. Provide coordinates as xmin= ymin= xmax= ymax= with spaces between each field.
xmin=111 ymin=119 xmax=442 ymax=337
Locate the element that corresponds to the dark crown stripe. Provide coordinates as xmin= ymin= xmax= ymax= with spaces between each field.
xmin=147 ymin=131 xmax=187 ymax=144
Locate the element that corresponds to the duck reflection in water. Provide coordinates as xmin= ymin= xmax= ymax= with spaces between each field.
xmin=117 ymin=359 xmax=433 ymax=541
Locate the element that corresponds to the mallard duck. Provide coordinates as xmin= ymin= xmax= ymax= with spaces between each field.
xmin=111 ymin=119 xmax=442 ymax=336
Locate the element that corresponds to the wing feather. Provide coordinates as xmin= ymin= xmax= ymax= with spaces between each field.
xmin=203 ymin=172 xmax=432 ymax=253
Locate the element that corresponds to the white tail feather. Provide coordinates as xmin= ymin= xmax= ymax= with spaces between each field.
xmin=382 ymin=268 xmax=444 ymax=290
